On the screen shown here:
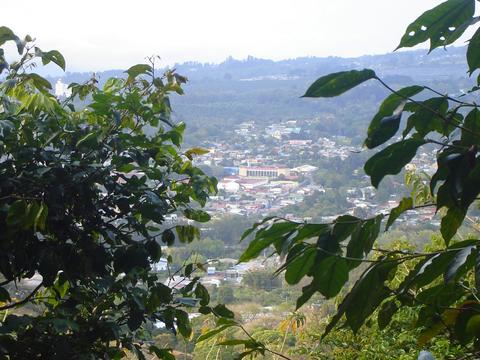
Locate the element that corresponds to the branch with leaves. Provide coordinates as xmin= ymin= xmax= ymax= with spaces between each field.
xmin=228 ymin=1 xmax=480 ymax=358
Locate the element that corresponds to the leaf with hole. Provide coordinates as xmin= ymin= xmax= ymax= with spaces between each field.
xmin=396 ymin=0 xmax=475 ymax=51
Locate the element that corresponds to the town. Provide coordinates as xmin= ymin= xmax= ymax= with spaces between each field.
xmin=189 ymin=119 xmax=439 ymax=226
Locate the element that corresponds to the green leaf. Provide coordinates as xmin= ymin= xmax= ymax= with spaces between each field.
xmin=6 ymin=200 xmax=27 ymax=227
xmin=310 ymin=256 xmax=349 ymax=299
xmin=0 ymin=287 xmax=11 ymax=302
xmin=386 ymin=197 xmax=413 ymax=230
xmin=217 ymin=339 xmax=260 ymax=348
xmin=195 ymin=283 xmax=210 ymax=306
xmin=24 ymin=73 xmax=52 ymax=91
xmin=346 ymin=215 xmax=383 ymax=267
xmin=416 ymin=283 xmax=464 ymax=310
xmin=364 ymin=139 xmax=426 ymax=188
xmin=34 ymin=203 xmax=48 ymax=231
xmin=161 ymin=229 xmax=175 ymax=246
xmin=398 ymin=243 xmax=476 ymax=292
xmin=175 ymin=225 xmax=200 ymax=243
xmin=184 ymin=263 xmax=194 ymax=277
xmin=285 ymin=246 xmax=316 ymax=285
xmin=323 ymin=261 xmax=397 ymax=337
xmin=149 ymin=346 xmax=175 ymax=360
xmin=125 ymin=64 xmax=152 ymax=80
xmin=461 ymin=108 xmax=480 ymax=146
xmin=240 ymin=216 xmax=276 ymax=241
xmin=213 ymin=304 xmax=235 ymax=319
xmin=378 ymin=300 xmax=398 ymax=330
xmin=296 ymin=284 xmax=317 ymax=309
xmin=0 ymin=26 xmax=17 ymax=46
xmin=0 ymin=26 xmax=22 ymax=53
xmin=239 ymin=221 xmax=299 ymax=262
xmin=185 ymin=147 xmax=209 ymax=160
xmin=175 ymin=309 xmax=192 ymax=338
xmin=196 ymin=321 xmax=237 ymax=343
xmin=403 ymin=97 xmax=449 ymax=138
xmin=468 ymin=27 xmax=480 ymax=74
xmin=302 ymin=69 xmax=376 ymax=98
xmin=41 ymin=50 xmax=66 ymax=71
xmin=184 ymin=208 xmax=211 ymax=223
xmin=76 ymin=131 xmax=98 ymax=148
xmin=332 ymin=215 xmax=361 ymax=242
xmin=396 ymin=0 xmax=475 ymax=51
xmin=365 ymin=86 xmax=424 ymax=149
xmin=444 ymin=245 xmax=477 ymax=283
xmin=441 ymin=207 xmax=466 ymax=245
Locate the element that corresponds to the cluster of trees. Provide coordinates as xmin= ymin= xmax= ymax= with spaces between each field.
xmin=0 ymin=28 xmax=219 ymax=359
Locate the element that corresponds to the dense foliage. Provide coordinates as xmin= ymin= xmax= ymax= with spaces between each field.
xmin=211 ymin=0 xmax=480 ymax=358
xmin=0 ymin=27 xmax=224 ymax=359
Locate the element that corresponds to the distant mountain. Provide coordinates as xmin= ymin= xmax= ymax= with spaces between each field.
xmin=47 ymin=46 xmax=474 ymax=144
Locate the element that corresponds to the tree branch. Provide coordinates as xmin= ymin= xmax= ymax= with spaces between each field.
xmin=0 ymin=281 xmax=43 ymax=311
xmin=375 ymin=76 xmax=480 ymax=138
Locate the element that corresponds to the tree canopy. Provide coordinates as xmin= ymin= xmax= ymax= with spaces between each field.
xmin=0 ymin=27 xmax=223 ymax=359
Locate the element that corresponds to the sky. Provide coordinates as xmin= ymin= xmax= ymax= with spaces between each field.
xmin=2 ymin=0 xmax=452 ymax=72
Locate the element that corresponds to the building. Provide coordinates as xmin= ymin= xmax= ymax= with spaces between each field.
xmin=152 ymin=258 xmax=168 ymax=272
xmin=218 ymin=180 xmax=241 ymax=193
xmin=54 ymin=79 xmax=72 ymax=98
xmin=291 ymin=164 xmax=318 ymax=174
xmin=239 ymin=165 xmax=290 ymax=179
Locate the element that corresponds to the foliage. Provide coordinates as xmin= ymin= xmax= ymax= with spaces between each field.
xmin=242 ymin=270 xmax=282 ymax=291
xmin=216 ymin=286 xmax=235 ymax=304
xmin=0 ymin=27 xmax=225 ymax=359
xmin=226 ymin=0 xmax=480 ymax=357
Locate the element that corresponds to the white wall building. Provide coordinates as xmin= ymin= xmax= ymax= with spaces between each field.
xmin=55 ymin=79 xmax=72 ymax=98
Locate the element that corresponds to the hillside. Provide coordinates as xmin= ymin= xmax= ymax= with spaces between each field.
xmin=48 ymin=46 xmax=473 ymax=144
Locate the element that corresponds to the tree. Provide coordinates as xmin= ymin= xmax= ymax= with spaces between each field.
xmin=0 ymin=27 xmax=226 ymax=359
xmin=217 ymin=286 xmax=235 ymax=304
xmin=242 ymin=270 xmax=282 ymax=291
xmin=233 ymin=0 xmax=480 ymax=358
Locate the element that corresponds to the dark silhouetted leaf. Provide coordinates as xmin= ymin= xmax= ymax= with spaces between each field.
xmin=310 ymin=256 xmax=349 ymax=299
xmin=213 ymin=304 xmax=235 ymax=319
xmin=364 ymin=139 xmax=426 ymax=188
xmin=184 ymin=208 xmax=211 ymax=223
xmin=41 ymin=50 xmax=66 ymax=71
xmin=346 ymin=215 xmax=383 ymax=267
xmin=149 ymin=346 xmax=175 ymax=360
xmin=285 ymin=246 xmax=316 ymax=285
xmin=441 ymin=207 xmax=466 ymax=245
xmin=365 ymin=85 xmax=424 ymax=149
xmin=444 ymin=245 xmax=477 ymax=283
xmin=386 ymin=197 xmax=413 ymax=230
xmin=467 ymin=27 xmax=480 ymax=74
xmin=403 ymin=97 xmax=449 ymax=138
xmin=303 ymin=69 xmax=376 ymax=98
xmin=125 ymin=64 xmax=152 ymax=79
xmin=396 ymin=0 xmax=475 ymax=51
xmin=378 ymin=300 xmax=398 ymax=329
xmin=323 ymin=261 xmax=398 ymax=337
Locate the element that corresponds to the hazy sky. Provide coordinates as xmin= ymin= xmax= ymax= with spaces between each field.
xmin=2 ymin=0 xmax=450 ymax=72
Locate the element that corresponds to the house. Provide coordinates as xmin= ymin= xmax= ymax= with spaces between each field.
xmin=152 ymin=258 xmax=168 ymax=272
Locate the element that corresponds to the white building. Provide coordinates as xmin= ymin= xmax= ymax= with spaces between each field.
xmin=152 ymin=258 xmax=168 ymax=272
xmin=217 ymin=180 xmax=240 ymax=193
xmin=55 ymin=79 xmax=72 ymax=98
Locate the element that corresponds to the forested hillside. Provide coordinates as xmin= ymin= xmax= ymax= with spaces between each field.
xmin=49 ymin=47 xmax=473 ymax=144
